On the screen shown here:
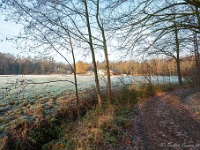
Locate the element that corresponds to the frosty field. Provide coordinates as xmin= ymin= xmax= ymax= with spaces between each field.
xmin=0 ymin=74 xmax=179 ymax=147
xmin=0 ymin=74 xmax=179 ymax=118
xmin=0 ymin=74 xmax=96 ymax=101
xmin=0 ymin=74 xmax=179 ymax=101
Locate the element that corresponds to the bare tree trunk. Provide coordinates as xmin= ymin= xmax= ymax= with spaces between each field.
xmin=193 ymin=31 xmax=200 ymax=83
xmin=83 ymin=0 xmax=102 ymax=106
xmin=194 ymin=6 xmax=200 ymax=83
xmin=195 ymin=6 xmax=200 ymax=65
xmin=68 ymin=31 xmax=80 ymax=120
xmin=96 ymin=0 xmax=111 ymax=104
xmin=174 ymin=16 xmax=183 ymax=85
xmin=193 ymin=32 xmax=200 ymax=66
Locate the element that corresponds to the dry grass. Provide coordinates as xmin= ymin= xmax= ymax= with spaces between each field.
xmin=56 ymin=96 xmax=71 ymax=106
xmin=42 ymin=98 xmax=135 ymax=150
xmin=2 ymin=83 xmax=177 ymax=149
xmin=37 ymin=84 xmax=200 ymax=150
xmin=0 ymin=88 xmax=98 ymax=149
xmin=0 ymin=135 xmax=8 ymax=150
xmin=42 ymin=104 xmax=118 ymax=150
xmin=70 ymin=105 xmax=116 ymax=150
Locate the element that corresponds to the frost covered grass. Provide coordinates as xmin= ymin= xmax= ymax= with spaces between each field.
xmin=0 ymin=75 xmax=96 ymax=149
xmin=42 ymin=91 xmax=135 ymax=150
xmin=0 ymin=75 xmax=89 ymax=100
xmin=0 ymin=75 xmax=179 ymax=101
xmin=0 ymin=75 xmax=179 ymax=149
xmin=0 ymin=87 xmax=98 ymax=149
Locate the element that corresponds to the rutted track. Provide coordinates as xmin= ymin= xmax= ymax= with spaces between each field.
xmin=121 ymin=86 xmax=200 ymax=150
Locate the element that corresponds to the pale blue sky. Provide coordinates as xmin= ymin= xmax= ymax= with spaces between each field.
xmin=0 ymin=17 xmax=23 ymax=54
xmin=0 ymin=17 xmax=121 ymax=63
xmin=0 ymin=17 xmax=87 ymax=62
xmin=0 ymin=0 xmax=127 ymax=64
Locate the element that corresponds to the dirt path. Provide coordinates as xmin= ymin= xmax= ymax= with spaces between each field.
xmin=121 ymin=86 xmax=200 ymax=150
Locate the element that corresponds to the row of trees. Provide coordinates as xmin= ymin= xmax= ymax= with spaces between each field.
xmin=0 ymin=0 xmax=200 ymax=110
xmin=96 ymin=56 xmax=194 ymax=77
xmin=0 ymin=52 xmax=194 ymax=78
xmin=112 ymin=0 xmax=200 ymax=85
xmin=0 ymin=53 xmax=69 ymax=75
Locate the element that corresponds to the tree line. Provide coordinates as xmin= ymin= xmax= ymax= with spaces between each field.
xmin=78 ymin=56 xmax=195 ymax=77
xmin=0 ymin=53 xmax=70 ymax=75
xmin=0 ymin=52 xmax=195 ymax=77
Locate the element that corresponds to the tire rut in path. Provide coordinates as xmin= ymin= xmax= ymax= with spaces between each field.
xmin=118 ymin=105 xmax=150 ymax=150
xmin=138 ymin=88 xmax=200 ymax=150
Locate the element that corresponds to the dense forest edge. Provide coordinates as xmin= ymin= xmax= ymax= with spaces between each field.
xmin=0 ymin=52 xmax=198 ymax=78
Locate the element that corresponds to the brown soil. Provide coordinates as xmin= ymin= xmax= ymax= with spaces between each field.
xmin=120 ymin=86 xmax=200 ymax=150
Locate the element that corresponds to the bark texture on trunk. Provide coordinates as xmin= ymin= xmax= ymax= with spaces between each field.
xmin=68 ymin=31 xmax=80 ymax=119
xmin=83 ymin=0 xmax=102 ymax=106
xmin=96 ymin=0 xmax=112 ymax=104
xmin=174 ymin=17 xmax=182 ymax=85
